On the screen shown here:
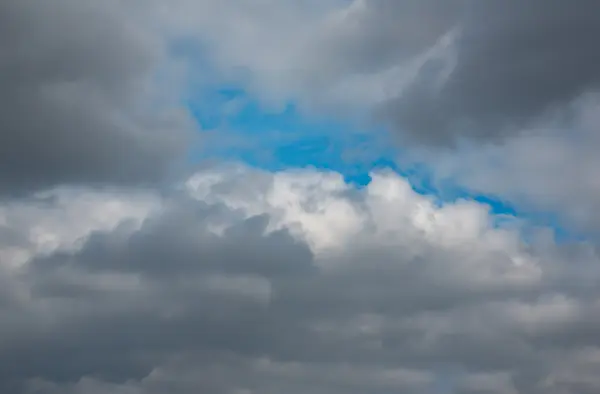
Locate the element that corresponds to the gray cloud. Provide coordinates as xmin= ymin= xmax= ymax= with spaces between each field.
xmin=415 ymin=94 xmax=600 ymax=239
xmin=177 ymin=1 xmax=600 ymax=145
xmin=1 ymin=168 xmax=600 ymax=393
xmin=3 ymin=1 xmax=600 ymax=393
xmin=0 ymin=0 xmax=193 ymax=195
xmin=376 ymin=0 xmax=600 ymax=143
xmin=311 ymin=0 xmax=465 ymax=75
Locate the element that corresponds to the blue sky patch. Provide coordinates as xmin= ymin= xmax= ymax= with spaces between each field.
xmin=187 ymin=86 xmax=579 ymax=242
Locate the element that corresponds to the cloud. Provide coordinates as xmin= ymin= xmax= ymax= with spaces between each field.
xmin=381 ymin=0 xmax=600 ymax=144
xmin=1 ymin=166 xmax=600 ymax=393
xmin=416 ymin=94 xmax=600 ymax=237
xmin=179 ymin=0 xmax=600 ymax=144
xmin=0 ymin=0 xmax=194 ymax=194
xmin=3 ymin=2 xmax=600 ymax=393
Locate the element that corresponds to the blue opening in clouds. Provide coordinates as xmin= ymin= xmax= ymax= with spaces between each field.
xmin=187 ymin=87 xmax=399 ymax=187
xmin=187 ymin=86 xmax=579 ymax=242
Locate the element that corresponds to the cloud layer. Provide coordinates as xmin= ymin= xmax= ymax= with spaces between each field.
xmin=381 ymin=0 xmax=600 ymax=143
xmin=3 ymin=1 xmax=600 ymax=393
xmin=0 ymin=0 xmax=193 ymax=194
xmin=176 ymin=0 xmax=600 ymax=144
xmin=1 ymin=166 xmax=600 ymax=393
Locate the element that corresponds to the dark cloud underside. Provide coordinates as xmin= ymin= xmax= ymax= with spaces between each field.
xmin=0 ymin=0 xmax=191 ymax=195
xmin=378 ymin=0 xmax=600 ymax=143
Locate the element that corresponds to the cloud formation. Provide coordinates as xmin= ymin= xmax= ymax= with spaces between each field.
xmin=417 ymin=94 xmax=600 ymax=236
xmin=382 ymin=0 xmax=600 ymax=143
xmin=0 ymin=0 xmax=193 ymax=194
xmin=184 ymin=0 xmax=600 ymax=144
xmin=3 ymin=1 xmax=600 ymax=393
xmin=2 ymin=167 xmax=600 ymax=393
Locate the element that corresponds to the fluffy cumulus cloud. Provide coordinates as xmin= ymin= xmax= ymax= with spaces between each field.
xmin=1 ymin=166 xmax=600 ymax=394
xmin=168 ymin=0 xmax=600 ymax=231
xmin=3 ymin=1 xmax=600 ymax=394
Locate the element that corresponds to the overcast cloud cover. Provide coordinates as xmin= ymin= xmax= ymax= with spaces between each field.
xmin=3 ymin=1 xmax=600 ymax=393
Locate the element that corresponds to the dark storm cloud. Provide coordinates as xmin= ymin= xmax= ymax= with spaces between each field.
xmin=376 ymin=0 xmax=600 ymax=144
xmin=0 ymin=0 xmax=192 ymax=194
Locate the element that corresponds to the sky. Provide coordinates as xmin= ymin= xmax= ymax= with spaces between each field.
xmin=2 ymin=1 xmax=600 ymax=393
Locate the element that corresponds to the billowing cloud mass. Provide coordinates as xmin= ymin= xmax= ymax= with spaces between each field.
xmin=3 ymin=1 xmax=600 ymax=393
xmin=2 ymin=166 xmax=600 ymax=394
